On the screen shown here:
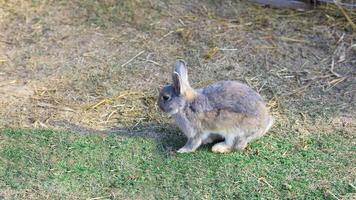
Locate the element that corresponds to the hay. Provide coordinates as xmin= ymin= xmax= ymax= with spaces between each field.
xmin=0 ymin=0 xmax=354 ymax=135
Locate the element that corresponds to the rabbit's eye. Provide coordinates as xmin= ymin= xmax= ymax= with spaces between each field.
xmin=162 ymin=95 xmax=171 ymax=101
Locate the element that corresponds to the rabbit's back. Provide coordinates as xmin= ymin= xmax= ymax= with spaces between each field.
xmin=196 ymin=81 xmax=265 ymax=116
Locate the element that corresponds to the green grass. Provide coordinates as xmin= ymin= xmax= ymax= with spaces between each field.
xmin=0 ymin=128 xmax=355 ymax=199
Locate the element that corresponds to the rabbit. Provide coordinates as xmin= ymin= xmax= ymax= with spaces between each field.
xmin=158 ymin=60 xmax=274 ymax=153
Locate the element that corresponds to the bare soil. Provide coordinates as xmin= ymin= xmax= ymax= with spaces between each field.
xmin=0 ymin=0 xmax=355 ymax=135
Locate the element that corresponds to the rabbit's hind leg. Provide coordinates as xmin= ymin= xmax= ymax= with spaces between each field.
xmin=211 ymin=134 xmax=237 ymax=153
xmin=235 ymin=127 xmax=268 ymax=150
xmin=212 ymin=141 xmax=232 ymax=153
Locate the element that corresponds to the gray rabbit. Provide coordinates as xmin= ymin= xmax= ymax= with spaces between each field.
xmin=158 ymin=60 xmax=274 ymax=153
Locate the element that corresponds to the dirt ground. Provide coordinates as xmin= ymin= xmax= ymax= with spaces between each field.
xmin=0 ymin=0 xmax=355 ymax=135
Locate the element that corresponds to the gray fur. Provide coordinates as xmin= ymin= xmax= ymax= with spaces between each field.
xmin=158 ymin=60 xmax=274 ymax=153
xmin=173 ymin=111 xmax=195 ymax=138
xmin=191 ymin=81 xmax=263 ymax=116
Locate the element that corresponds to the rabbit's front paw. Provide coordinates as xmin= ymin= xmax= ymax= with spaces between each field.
xmin=177 ymin=137 xmax=202 ymax=153
xmin=177 ymin=147 xmax=195 ymax=153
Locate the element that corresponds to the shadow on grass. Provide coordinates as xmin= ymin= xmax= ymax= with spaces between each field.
xmin=110 ymin=123 xmax=188 ymax=155
xmin=51 ymin=120 xmax=188 ymax=156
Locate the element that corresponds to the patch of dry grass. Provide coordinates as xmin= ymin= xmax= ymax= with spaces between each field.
xmin=0 ymin=0 xmax=354 ymax=135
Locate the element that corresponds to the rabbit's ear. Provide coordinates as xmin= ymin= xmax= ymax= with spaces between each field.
xmin=172 ymin=59 xmax=197 ymax=100
xmin=172 ymin=72 xmax=181 ymax=95
xmin=175 ymin=60 xmax=188 ymax=83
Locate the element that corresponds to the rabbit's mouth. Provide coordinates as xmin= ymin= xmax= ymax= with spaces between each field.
xmin=167 ymin=108 xmax=179 ymax=117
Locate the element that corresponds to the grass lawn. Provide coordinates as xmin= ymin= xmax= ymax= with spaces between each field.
xmin=0 ymin=128 xmax=354 ymax=199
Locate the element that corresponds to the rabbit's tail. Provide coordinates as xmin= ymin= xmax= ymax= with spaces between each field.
xmin=263 ymin=116 xmax=274 ymax=135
